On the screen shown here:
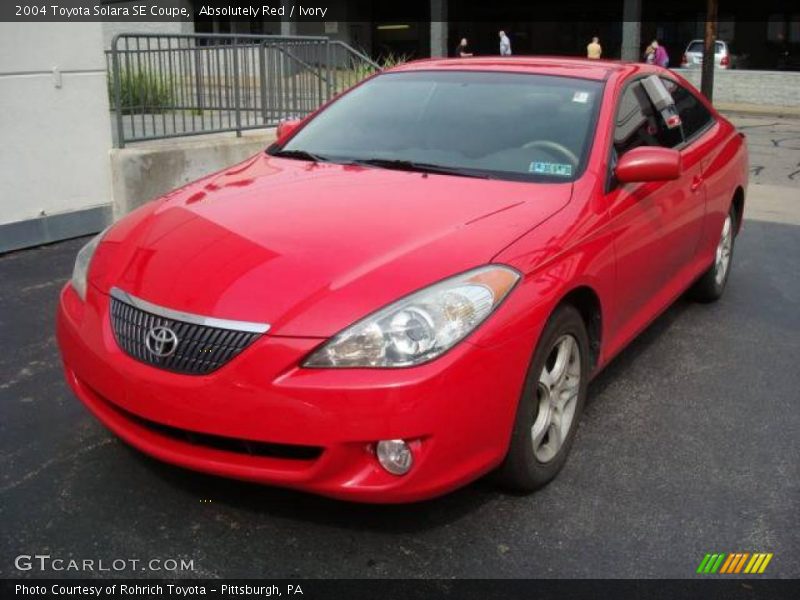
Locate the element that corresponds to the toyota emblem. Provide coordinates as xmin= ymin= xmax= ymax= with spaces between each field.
xmin=145 ymin=325 xmax=179 ymax=358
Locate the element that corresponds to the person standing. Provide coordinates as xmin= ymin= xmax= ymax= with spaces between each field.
xmin=455 ymin=38 xmax=473 ymax=57
xmin=653 ymin=40 xmax=670 ymax=67
xmin=499 ymin=30 xmax=512 ymax=56
xmin=586 ymin=37 xmax=602 ymax=59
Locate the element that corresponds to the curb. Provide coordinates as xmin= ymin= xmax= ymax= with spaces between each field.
xmin=715 ymin=103 xmax=800 ymax=119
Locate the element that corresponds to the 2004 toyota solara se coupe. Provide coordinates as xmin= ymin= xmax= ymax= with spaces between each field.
xmin=57 ymin=57 xmax=748 ymax=502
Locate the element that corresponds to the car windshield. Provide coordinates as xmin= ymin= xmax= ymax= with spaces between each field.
xmin=272 ymin=71 xmax=603 ymax=182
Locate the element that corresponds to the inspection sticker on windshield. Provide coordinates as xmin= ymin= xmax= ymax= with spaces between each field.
xmin=572 ymin=91 xmax=590 ymax=103
xmin=529 ymin=161 xmax=573 ymax=177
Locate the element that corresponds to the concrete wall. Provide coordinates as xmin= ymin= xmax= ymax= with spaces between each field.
xmin=111 ymin=131 xmax=276 ymax=216
xmin=678 ymin=69 xmax=800 ymax=108
xmin=0 ymin=22 xmax=113 ymax=252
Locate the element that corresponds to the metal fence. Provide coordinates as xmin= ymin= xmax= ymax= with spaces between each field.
xmin=107 ymin=33 xmax=381 ymax=147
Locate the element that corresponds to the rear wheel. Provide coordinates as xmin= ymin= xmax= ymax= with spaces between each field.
xmin=691 ymin=206 xmax=736 ymax=302
xmin=497 ymin=305 xmax=589 ymax=492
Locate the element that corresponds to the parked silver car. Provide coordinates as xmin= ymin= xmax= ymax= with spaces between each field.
xmin=680 ymin=40 xmax=746 ymax=69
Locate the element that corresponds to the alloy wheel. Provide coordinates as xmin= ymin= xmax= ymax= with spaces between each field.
xmin=715 ymin=214 xmax=733 ymax=286
xmin=531 ymin=334 xmax=581 ymax=463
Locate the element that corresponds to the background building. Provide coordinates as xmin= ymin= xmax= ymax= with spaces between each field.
xmin=193 ymin=0 xmax=800 ymax=69
xmin=0 ymin=23 xmax=113 ymax=252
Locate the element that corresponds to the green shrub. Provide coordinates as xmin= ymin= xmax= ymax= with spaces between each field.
xmin=348 ymin=58 xmax=378 ymax=82
xmin=337 ymin=52 xmax=409 ymax=92
xmin=108 ymin=69 xmax=175 ymax=114
xmin=378 ymin=52 xmax=410 ymax=69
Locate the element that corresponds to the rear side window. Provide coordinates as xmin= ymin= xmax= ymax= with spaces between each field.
xmin=662 ymin=79 xmax=715 ymax=141
xmin=613 ymin=81 xmax=682 ymax=155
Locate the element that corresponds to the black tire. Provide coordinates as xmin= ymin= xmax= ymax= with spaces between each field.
xmin=691 ymin=206 xmax=737 ymax=303
xmin=497 ymin=305 xmax=590 ymax=493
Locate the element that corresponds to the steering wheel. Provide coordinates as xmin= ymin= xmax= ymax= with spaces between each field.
xmin=521 ymin=140 xmax=580 ymax=167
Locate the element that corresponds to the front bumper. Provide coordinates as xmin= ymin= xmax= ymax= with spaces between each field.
xmin=56 ymin=283 xmax=533 ymax=502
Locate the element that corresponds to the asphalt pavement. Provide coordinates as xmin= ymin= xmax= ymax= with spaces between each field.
xmin=727 ymin=113 xmax=800 ymax=188
xmin=1 ymin=118 xmax=799 ymax=580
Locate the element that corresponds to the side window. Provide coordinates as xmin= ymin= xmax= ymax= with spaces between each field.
xmin=663 ymin=79 xmax=714 ymax=141
xmin=613 ymin=81 xmax=682 ymax=156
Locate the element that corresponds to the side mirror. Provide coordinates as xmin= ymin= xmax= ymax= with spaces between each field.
xmin=276 ymin=118 xmax=303 ymax=142
xmin=615 ymin=147 xmax=681 ymax=183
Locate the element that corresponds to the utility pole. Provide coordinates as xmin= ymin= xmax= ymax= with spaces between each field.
xmin=700 ymin=0 xmax=718 ymax=101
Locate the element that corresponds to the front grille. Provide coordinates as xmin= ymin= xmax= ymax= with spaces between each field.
xmin=110 ymin=294 xmax=263 ymax=375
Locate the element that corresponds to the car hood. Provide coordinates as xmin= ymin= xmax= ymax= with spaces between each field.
xmin=91 ymin=154 xmax=572 ymax=337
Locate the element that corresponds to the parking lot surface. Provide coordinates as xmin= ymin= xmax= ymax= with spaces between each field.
xmin=729 ymin=113 xmax=800 ymax=187
xmin=1 ymin=119 xmax=799 ymax=579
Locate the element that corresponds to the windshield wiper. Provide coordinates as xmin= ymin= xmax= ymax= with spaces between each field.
xmin=348 ymin=158 xmax=490 ymax=179
xmin=271 ymin=149 xmax=331 ymax=163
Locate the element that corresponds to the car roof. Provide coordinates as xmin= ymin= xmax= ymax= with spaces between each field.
xmin=390 ymin=56 xmax=632 ymax=81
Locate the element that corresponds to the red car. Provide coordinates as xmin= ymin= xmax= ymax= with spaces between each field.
xmin=57 ymin=57 xmax=748 ymax=502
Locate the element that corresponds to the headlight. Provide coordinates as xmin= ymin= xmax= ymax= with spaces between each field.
xmin=304 ymin=265 xmax=520 ymax=368
xmin=70 ymin=228 xmax=107 ymax=301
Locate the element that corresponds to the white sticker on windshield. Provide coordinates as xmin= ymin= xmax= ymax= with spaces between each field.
xmin=529 ymin=161 xmax=573 ymax=177
xmin=572 ymin=91 xmax=590 ymax=103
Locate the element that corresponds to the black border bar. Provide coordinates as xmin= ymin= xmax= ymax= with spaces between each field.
xmin=3 ymin=579 xmax=800 ymax=600
xmin=2 ymin=0 xmax=796 ymax=23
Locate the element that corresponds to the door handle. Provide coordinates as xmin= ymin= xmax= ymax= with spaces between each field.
xmin=690 ymin=175 xmax=704 ymax=192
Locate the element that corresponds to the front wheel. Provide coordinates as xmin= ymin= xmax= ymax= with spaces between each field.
xmin=691 ymin=207 xmax=736 ymax=302
xmin=497 ymin=305 xmax=590 ymax=492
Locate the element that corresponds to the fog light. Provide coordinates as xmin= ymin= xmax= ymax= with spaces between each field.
xmin=376 ymin=439 xmax=413 ymax=475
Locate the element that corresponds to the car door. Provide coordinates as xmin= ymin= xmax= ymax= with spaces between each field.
xmin=604 ymin=77 xmax=707 ymax=348
xmin=662 ymin=76 xmax=725 ymax=265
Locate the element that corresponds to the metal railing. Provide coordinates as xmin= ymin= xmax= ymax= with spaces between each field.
xmin=107 ymin=33 xmax=381 ymax=147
